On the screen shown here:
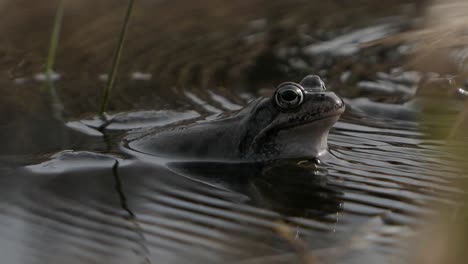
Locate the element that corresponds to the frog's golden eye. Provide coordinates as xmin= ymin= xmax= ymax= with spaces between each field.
xmin=274 ymin=82 xmax=304 ymax=110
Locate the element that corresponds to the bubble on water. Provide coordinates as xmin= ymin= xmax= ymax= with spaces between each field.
xmin=98 ymin=73 xmax=108 ymax=81
xmin=458 ymin=87 xmax=468 ymax=97
xmin=131 ymin=71 xmax=152 ymax=81
xmin=397 ymin=44 xmax=412 ymax=54
xmin=34 ymin=71 xmax=60 ymax=82
xmin=13 ymin=77 xmax=28 ymax=85
xmin=288 ymin=58 xmax=308 ymax=70
xmin=247 ymin=18 xmax=267 ymax=30
xmin=239 ymin=92 xmax=255 ymax=103
xmin=340 ymin=71 xmax=351 ymax=83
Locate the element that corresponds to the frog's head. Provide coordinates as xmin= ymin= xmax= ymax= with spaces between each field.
xmin=239 ymin=75 xmax=345 ymax=160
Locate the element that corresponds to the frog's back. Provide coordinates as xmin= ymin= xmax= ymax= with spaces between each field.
xmin=126 ymin=118 xmax=242 ymax=160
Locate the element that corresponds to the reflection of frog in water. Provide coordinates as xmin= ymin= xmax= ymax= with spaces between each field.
xmin=170 ymin=159 xmax=344 ymax=217
xmin=124 ymin=75 xmax=345 ymax=161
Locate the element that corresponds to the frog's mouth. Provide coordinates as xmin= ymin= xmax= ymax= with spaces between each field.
xmin=277 ymin=106 xmax=345 ymax=131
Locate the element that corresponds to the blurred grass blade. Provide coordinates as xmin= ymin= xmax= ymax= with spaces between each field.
xmin=46 ymin=0 xmax=64 ymax=82
xmin=45 ymin=0 xmax=65 ymax=120
xmin=99 ymin=0 xmax=135 ymax=116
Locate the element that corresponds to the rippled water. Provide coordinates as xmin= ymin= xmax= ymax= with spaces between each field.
xmin=0 ymin=89 xmax=464 ymax=264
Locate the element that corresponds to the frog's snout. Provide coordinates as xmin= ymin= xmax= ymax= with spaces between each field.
xmin=321 ymin=91 xmax=345 ymax=114
xmin=331 ymin=92 xmax=346 ymax=113
xmin=332 ymin=93 xmax=345 ymax=109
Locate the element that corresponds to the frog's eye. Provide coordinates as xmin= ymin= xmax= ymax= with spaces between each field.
xmin=274 ymin=83 xmax=304 ymax=110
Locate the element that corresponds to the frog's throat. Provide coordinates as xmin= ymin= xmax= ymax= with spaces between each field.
xmin=246 ymin=114 xmax=339 ymax=158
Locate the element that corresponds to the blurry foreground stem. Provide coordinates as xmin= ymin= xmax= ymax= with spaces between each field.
xmin=99 ymin=0 xmax=135 ymax=116
xmin=448 ymin=100 xmax=468 ymax=139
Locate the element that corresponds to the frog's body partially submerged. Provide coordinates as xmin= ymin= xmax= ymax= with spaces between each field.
xmin=125 ymin=75 xmax=345 ymax=161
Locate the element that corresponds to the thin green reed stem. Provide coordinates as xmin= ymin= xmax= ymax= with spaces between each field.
xmin=46 ymin=0 xmax=64 ymax=83
xmin=99 ymin=0 xmax=135 ymax=116
xmin=44 ymin=0 xmax=65 ymax=121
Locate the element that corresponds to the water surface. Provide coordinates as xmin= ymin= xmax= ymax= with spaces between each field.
xmin=0 ymin=1 xmax=466 ymax=263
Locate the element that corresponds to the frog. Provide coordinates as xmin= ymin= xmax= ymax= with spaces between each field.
xmin=124 ymin=75 xmax=345 ymax=161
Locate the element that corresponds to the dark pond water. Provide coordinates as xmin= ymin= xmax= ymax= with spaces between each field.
xmin=1 ymin=0 xmax=468 ymax=263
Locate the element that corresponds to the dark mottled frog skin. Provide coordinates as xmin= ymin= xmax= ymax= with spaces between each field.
xmin=125 ymin=75 xmax=345 ymax=161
